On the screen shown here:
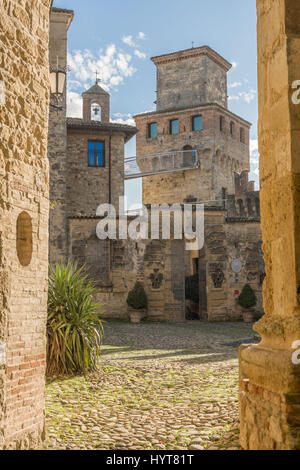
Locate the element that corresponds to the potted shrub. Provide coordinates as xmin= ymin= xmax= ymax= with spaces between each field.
xmin=126 ymin=282 xmax=148 ymax=323
xmin=238 ymin=284 xmax=257 ymax=323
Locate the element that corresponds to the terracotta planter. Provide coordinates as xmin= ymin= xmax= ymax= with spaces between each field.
xmin=129 ymin=309 xmax=146 ymax=324
xmin=242 ymin=308 xmax=255 ymax=323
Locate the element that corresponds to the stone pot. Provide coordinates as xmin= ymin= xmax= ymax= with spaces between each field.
xmin=242 ymin=308 xmax=255 ymax=323
xmin=129 ymin=309 xmax=146 ymax=324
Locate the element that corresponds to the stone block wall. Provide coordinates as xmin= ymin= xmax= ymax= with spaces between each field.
xmin=152 ymin=47 xmax=231 ymax=111
xmin=198 ymin=211 xmax=263 ymax=322
xmin=239 ymin=0 xmax=300 ymax=450
xmin=0 ymin=0 xmax=50 ymax=449
xmin=68 ymin=217 xmax=186 ymax=322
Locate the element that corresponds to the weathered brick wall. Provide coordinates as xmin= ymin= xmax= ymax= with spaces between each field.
xmin=135 ymin=105 xmax=250 ymax=205
xmin=0 ymin=0 xmax=50 ymax=449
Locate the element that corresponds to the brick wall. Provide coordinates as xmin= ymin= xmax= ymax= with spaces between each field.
xmin=0 ymin=0 xmax=50 ymax=449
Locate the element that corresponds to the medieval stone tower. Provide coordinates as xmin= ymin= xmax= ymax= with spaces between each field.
xmin=133 ymin=46 xmax=263 ymax=322
xmin=134 ymin=46 xmax=251 ymax=206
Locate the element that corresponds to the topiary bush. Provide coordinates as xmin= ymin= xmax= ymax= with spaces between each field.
xmin=185 ymin=274 xmax=199 ymax=304
xmin=127 ymin=282 xmax=148 ymax=310
xmin=238 ymin=284 xmax=257 ymax=310
xmin=47 ymin=263 xmax=103 ymax=376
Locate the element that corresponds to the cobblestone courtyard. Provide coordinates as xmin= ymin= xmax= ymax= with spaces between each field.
xmin=44 ymin=321 xmax=255 ymax=450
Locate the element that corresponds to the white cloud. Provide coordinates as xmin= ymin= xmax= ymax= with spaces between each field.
xmin=138 ymin=32 xmax=146 ymax=40
xmin=67 ymin=90 xmax=82 ymax=118
xmin=228 ymin=88 xmax=257 ymax=104
xmin=228 ymin=81 xmax=242 ymax=89
xmin=134 ymin=49 xmax=146 ymax=59
xmin=111 ymin=113 xmax=135 ymax=126
xmin=122 ymin=35 xmax=136 ymax=47
xmin=67 ymin=45 xmax=136 ymax=96
xmin=232 ymin=61 xmax=238 ymax=69
xmin=242 ymin=89 xmax=257 ymax=103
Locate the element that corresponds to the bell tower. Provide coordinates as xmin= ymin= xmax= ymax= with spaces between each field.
xmin=82 ymin=79 xmax=110 ymax=122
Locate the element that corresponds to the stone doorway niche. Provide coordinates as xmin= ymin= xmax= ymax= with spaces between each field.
xmin=185 ymin=247 xmax=208 ymax=321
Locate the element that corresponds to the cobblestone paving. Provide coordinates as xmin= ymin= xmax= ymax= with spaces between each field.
xmin=44 ymin=321 xmax=255 ymax=450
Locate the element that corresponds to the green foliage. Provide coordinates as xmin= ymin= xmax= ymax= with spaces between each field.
xmin=238 ymin=284 xmax=257 ymax=309
xmin=185 ymin=274 xmax=199 ymax=304
xmin=47 ymin=263 xmax=103 ymax=376
xmin=126 ymin=282 xmax=148 ymax=310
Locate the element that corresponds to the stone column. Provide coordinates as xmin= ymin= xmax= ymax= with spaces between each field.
xmin=239 ymin=0 xmax=300 ymax=450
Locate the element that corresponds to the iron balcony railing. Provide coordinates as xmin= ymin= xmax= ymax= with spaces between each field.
xmin=124 ymin=149 xmax=199 ymax=180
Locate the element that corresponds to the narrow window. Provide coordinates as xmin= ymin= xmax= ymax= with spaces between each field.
xmin=220 ymin=116 xmax=224 ymax=132
xmin=230 ymin=121 xmax=235 ymax=136
xmin=170 ymin=119 xmax=179 ymax=135
xmin=192 ymin=115 xmax=203 ymax=131
xmin=88 ymin=141 xmax=105 ymax=167
xmin=148 ymin=122 xmax=157 ymax=139
xmin=240 ymin=128 xmax=245 ymax=143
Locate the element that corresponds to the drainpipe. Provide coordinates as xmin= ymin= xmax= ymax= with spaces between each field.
xmin=108 ymin=132 xmax=112 ymax=285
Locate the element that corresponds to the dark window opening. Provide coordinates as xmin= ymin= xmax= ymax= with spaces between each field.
xmin=230 ymin=121 xmax=235 ymax=136
xmin=220 ymin=116 xmax=224 ymax=132
xmin=240 ymin=128 xmax=245 ymax=143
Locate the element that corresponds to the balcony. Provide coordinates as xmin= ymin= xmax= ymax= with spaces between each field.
xmin=124 ymin=149 xmax=199 ymax=180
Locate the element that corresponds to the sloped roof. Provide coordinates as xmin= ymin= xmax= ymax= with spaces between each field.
xmin=66 ymin=118 xmax=138 ymax=143
xmin=82 ymin=82 xmax=110 ymax=96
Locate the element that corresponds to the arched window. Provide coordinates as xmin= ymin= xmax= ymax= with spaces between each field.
xmin=91 ymin=103 xmax=101 ymax=121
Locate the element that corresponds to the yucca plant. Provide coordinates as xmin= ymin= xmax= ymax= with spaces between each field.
xmin=47 ymin=263 xmax=103 ymax=376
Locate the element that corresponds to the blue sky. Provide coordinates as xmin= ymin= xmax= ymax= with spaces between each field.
xmin=54 ymin=0 xmax=259 ymax=208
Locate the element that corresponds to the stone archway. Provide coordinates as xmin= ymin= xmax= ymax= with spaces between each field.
xmin=239 ymin=0 xmax=300 ymax=450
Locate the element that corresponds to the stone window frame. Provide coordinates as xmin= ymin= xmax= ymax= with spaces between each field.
xmin=230 ymin=121 xmax=235 ymax=137
xmin=219 ymin=115 xmax=224 ymax=132
xmin=192 ymin=115 xmax=203 ymax=132
xmin=87 ymin=140 xmax=106 ymax=168
xmin=169 ymin=118 xmax=179 ymax=135
xmin=148 ymin=122 xmax=158 ymax=139
xmin=240 ymin=127 xmax=246 ymax=144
